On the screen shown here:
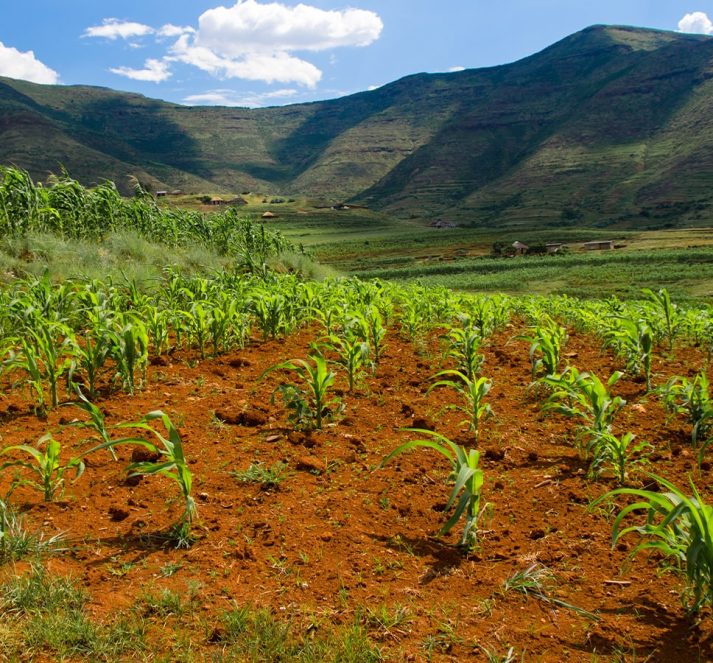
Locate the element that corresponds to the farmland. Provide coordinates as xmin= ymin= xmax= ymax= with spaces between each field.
xmin=2 ymin=168 xmax=713 ymax=660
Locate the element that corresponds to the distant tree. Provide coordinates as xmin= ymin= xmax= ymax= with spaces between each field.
xmin=491 ymin=241 xmax=515 ymax=257
xmin=526 ymin=243 xmax=547 ymax=256
xmin=561 ymin=206 xmax=581 ymax=221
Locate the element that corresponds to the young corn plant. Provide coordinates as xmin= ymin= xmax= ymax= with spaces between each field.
xmin=86 ymin=411 xmax=197 ymax=547
xmin=381 ymin=430 xmax=486 ymax=549
xmin=659 ymin=372 xmax=713 ymax=451
xmin=2 ymin=322 xmax=77 ymax=414
xmin=68 ymin=387 xmax=119 ymax=461
xmin=143 ymin=306 xmax=171 ymax=357
xmin=323 ymin=333 xmax=370 ymax=392
xmin=251 ymin=292 xmax=293 ymax=340
xmin=0 ymin=434 xmax=84 ymax=502
xmin=586 ymin=431 xmax=650 ymax=484
xmin=109 ymin=316 xmax=148 ymax=394
xmin=184 ymin=302 xmax=211 ymax=359
xmin=2 ymin=336 xmax=48 ymax=415
xmin=208 ymin=297 xmax=246 ymax=356
xmin=399 ymin=297 xmax=431 ymax=341
xmin=518 ymin=316 xmax=567 ymax=380
xmin=269 ymin=355 xmax=338 ymax=430
xmin=364 ymin=307 xmax=387 ymax=369
xmin=642 ymin=287 xmax=679 ymax=351
xmin=594 ymin=474 xmax=713 ymax=613
xmin=602 ymin=316 xmax=654 ymax=391
xmin=71 ymin=328 xmax=112 ymax=400
xmin=429 ymin=370 xmax=493 ymax=445
xmin=542 ymin=368 xmax=625 ymax=440
xmin=442 ymin=326 xmax=484 ymax=382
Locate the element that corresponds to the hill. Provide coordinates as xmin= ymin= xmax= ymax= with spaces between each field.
xmin=2 ymin=24 xmax=713 ymax=228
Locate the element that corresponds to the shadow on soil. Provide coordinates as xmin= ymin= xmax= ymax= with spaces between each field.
xmin=571 ymin=593 xmax=713 ymax=661
xmin=369 ymin=532 xmax=466 ymax=584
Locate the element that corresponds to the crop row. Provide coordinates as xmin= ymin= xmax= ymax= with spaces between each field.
xmin=1 ymin=270 xmax=713 ymax=613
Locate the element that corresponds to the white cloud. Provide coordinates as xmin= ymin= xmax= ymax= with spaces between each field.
xmin=678 ymin=11 xmax=713 ymax=34
xmin=183 ymin=87 xmax=298 ymax=107
xmin=0 ymin=41 xmax=58 ymax=84
xmin=171 ymin=35 xmax=321 ymax=86
xmin=86 ymin=2 xmax=383 ymax=88
xmin=84 ymin=18 xmax=154 ymax=40
xmin=157 ymin=24 xmax=196 ymax=39
xmin=195 ymin=0 xmax=383 ymax=56
xmin=448 ymin=65 xmax=466 ymax=73
xmin=110 ymin=58 xmax=172 ymax=82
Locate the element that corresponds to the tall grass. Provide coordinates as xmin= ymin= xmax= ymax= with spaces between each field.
xmin=0 ymin=167 xmax=297 ymax=275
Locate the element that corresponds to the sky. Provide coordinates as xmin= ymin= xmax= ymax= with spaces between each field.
xmin=0 ymin=1 xmax=711 ymax=108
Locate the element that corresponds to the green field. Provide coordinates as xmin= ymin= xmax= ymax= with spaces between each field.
xmin=195 ymin=199 xmax=713 ymax=300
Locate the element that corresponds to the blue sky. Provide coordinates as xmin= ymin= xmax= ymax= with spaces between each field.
xmin=0 ymin=1 xmax=709 ymax=107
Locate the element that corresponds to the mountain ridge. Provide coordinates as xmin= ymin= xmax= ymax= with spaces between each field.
xmin=2 ymin=24 xmax=713 ymax=228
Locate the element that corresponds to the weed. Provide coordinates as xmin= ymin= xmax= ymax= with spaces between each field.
xmin=233 ymin=461 xmax=290 ymax=490
xmin=502 ymin=563 xmax=598 ymax=620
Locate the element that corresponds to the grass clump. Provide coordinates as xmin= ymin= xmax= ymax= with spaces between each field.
xmin=0 ymin=565 xmax=146 ymax=660
xmin=217 ymin=605 xmax=383 ymax=662
xmin=0 ymin=499 xmax=64 ymax=564
xmin=233 ymin=461 xmax=291 ymax=489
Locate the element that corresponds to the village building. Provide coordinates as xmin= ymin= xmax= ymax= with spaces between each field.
xmin=583 ymin=240 xmax=615 ymax=251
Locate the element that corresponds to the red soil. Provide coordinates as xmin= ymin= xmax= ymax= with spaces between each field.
xmin=1 ymin=322 xmax=712 ymax=660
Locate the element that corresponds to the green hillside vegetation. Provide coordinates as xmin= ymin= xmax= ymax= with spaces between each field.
xmin=0 ymin=165 xmax=711 ymax=301
xmin=2 ymin=25 xmax=713 ymax=229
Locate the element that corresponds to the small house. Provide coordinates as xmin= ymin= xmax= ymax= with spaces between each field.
xmin=156 ymin=191 xmax=167 ymax=198
xmin=262 ymin=211 xmax=277 ymax=219
xmin=430 ymin=219 xmax=457 ymax=229
xmin=583 ymin=240 xmax=614 ymax=251
xmin=228 ymin=197 xmax=248 ymax=206
xmin=512 ymin=240 xmax=529 ymax=255
xmin=546 ymin=242 xmax=564 ymax=254
xmin=209 ymin=197 xmax=226 ymax=206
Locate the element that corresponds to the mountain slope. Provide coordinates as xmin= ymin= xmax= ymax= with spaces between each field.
xmin=2 ymin=25 xmax=713 ymax=228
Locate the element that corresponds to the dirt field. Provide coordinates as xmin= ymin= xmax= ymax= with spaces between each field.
xmin=1 ymin=321 xmax=711 ymax=661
